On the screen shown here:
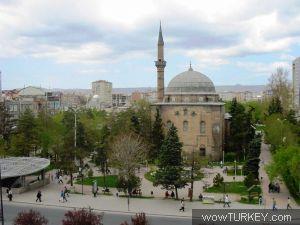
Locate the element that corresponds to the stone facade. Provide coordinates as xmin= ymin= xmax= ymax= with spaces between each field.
xmin=152 ymin=24 xmax=225 ymax=160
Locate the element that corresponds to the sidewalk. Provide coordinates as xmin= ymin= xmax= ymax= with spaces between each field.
xmin=259 ymin=142 xmax=298 ymax=209
xmin=4 ymin=181 xmax=263 ymax=217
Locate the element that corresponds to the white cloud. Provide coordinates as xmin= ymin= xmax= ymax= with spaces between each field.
xmin=236 ymin=61 xmax=291 ymax=75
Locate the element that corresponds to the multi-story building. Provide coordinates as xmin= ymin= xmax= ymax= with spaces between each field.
xmin=61 ymin=93 xmax=87 ymax=110
xmin=293 ymin=57 xmax=300 ymax=112
xmin=112 ymin=93 xmax=131 ymax=107
xmin=90 ymin=80 xmax=112 ymax=108
xmin=6 ymin=86 xmax=62 ymax=119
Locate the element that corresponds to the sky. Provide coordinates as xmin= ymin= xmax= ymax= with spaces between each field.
xmin=1 ymin=0 xmax=300 ymax=90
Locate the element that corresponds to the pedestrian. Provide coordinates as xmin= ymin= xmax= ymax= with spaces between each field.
xmin=287 ymin=197 xmax=292 ymax=210
xmin=258 ymin=195 xmax=263 ymax=206
xmin=59 ymin=190 xmax=64 ymax=202
xmin=58 ymin=175 xmax=63 ymax=184
xmin=150 ymin=191 xmax=153 ymax=196
xmin=272 ymin=198 xmax=277 ymax=211
xmin=165 ymin=191 xmax=169 ymax=198
xmin=171 ymin=191 xmax=175 ymax=198
xmin=223 ymin=195 xmax=230 ymax=208
xmin=199 ymin=193 xmax=203 ymax=201
xmin=116 ymin=192 xmax=119 ymax=198
xmin=8 ymin=189 xmax=13 ymax=201
xmin=63 ymin=190 xmax=68 ymax=202
xmin=179 ymin=198 xmax=185 ymax=212
xmin=36 ymin=190 xmax=42 ymax=202
xmin=64 ymin=186 xmax=69 ymax=198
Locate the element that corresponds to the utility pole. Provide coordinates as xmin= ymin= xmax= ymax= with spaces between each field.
xmin=0 ymin=165 xmax=4 ymax=225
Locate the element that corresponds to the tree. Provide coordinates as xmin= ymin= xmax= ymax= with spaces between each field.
xmin=14 ymin=210 xmax=48 ymax=225
xmin=213 ymin=173 xmax=224 ymax=187
xmin=95 ymin=125 xmax=110 ymax=188
xmin=244 ymin=172 xmax=256 ymax=188
xmin=0 ymin=101 xmax=13 ymax=145
xmin=150 ymin=108 xmax=164 ymax=162
xmin=183 ymin=150 xmax=208 ymax=201
xmin=267 ymin=67 xmax=292 ymax=112
xmin=154 ymin=124 xmax=186 ymax=199
xmin=62 ymin=209 xmax=103 ymax=225
xmin=243 ymin=158 xmax=260 ymax=179
xmin=268 ymin=97 xmax=283 ymax=116
xmin=11 ymin=108 xmax=39 ymax=156
xmin=226 ymin=98 xmax=255 ymax=159
xmin=111 ymin=133 xmax=146 ymax=209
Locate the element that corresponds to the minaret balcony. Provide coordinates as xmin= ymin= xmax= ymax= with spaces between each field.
xmin=155 ymin=60 xmax=166 ymax=68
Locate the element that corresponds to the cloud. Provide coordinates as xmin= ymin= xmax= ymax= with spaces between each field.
xmin=236 ymin=61 xmax=291 ymax=75
xmin=1 ymin=0 xmax=300 ymax=67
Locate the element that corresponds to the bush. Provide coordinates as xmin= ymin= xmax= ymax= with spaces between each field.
xmin=62 ymin=209 xmax=103 ymax=225
xmin=225 ymin=152 xmax=236 ymax=162
xmin=213 ymin=173 xmax=224 ymax=187
xmin=14 ymin=210 xmax=48 ymax=225
xmin=116 ymin=174 xmax=141 ymax=195
xmin=121 ymin=213 xmax=149 ymax=225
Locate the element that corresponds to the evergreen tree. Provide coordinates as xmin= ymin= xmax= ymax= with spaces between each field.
xmin=150 ymin=108 xmax=164 ymax=162
xmin=268 ymin=96 xmax=283 ymax=116
xmin=0 ymin=102 xmax=13 ymax=142
xmin=154 ymin=124 xmax=186 ymax=199
xmin=11 ymin=108 xmax=39 ymax=156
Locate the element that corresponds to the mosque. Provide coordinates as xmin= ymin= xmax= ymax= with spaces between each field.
xmin=153 ymin=24 xmax=225 ymax=160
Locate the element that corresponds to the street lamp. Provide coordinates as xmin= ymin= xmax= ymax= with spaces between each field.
xmin=79 ymin=167 xmax=83 ymax=195
xmin=234 ymin=160 xmax=237 ymax=180
xmin=277 ymin=118 xmax=286 ymax=145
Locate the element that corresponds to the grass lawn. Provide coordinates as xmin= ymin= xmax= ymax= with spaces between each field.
xmin=227 ymin=169 xmax=244 ymax=176
xmin=75 ymin=175 xmax=118 ymax=188
xmin=144 ymin=171 xmax=155 ymax=182
xmin=205 ymin=182 xmax=261 ymax=195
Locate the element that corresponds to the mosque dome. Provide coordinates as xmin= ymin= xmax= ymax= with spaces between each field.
xmin=166 ymin=65 xmax=215 ymax=94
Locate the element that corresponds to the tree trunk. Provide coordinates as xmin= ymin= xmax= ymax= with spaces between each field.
xmin=190 ymin=180 xmax=194 ymax=201
xmin=175 ymin=187 xmax=178 ymax=200
xmin=70 ymin=172 xmax=73 ymax=186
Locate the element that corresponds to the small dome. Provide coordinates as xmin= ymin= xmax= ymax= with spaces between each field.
xmin=166 ymin=66 xmax=215 ymax=94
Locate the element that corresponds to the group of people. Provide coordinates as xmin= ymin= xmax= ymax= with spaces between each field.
xmin=268 ymin=182 xmax=280 ymax=193
xmin=165 ymin=190 xmax=175 ymax=199
xmin=59 ymin=186 xmax=69 ymax=203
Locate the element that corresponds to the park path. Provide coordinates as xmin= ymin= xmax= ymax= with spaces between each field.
xmin=259 ymin=142 xmax=297 ymax=209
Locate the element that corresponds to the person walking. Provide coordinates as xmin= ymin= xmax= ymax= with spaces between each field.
xmin=64 ymin=186 xmax=69 ymax=198
xmin=287 ymin=197 xmax=292 ymax=210
xmin=36 ymin=190 xmax=42 ymax=202
xmin=272 ymin=198 xmax=277 ymax=211
xmin=179 ymin=198 xmax=185 ymax=212
xmin=171 ymin=191 xmax=175 ymax=198
xmin=59 ymin=190 xmax=65 ymax=203
xmin=58 ymin=175 xmax=63 ymax=184
xmin=258 ymin=195 xmax=263 ymax=206
xmin=223 ymin=195 xmax=230 ymax=208
xmin=8 ymin=189 xmax=13 ymax=201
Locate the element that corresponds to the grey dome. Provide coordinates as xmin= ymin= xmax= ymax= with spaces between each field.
xmin=166 ymin=66 xmax=215 ymax=94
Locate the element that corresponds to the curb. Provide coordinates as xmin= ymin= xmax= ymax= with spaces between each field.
xmin=4 ymin=200 xmax=192 ymax=219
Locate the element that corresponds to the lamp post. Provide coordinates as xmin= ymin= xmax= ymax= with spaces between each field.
xmin=79 ymin=167 xmax=83 ymax=195
xmin=0 ymin=165 xmax=4 ymax=225
xmin=234 ymin=160 xmax=237 ymax=180
xmin=277 ymin=118 xmax=286 ymax=145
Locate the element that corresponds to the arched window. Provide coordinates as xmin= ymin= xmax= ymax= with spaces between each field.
xmin=200 ymin=121 xmax=206 ymax=134
xmin=183 ymin=121 xmax=188 ymax=131
xmin=200 ymin=146 xmax=206 ymax=156
xmin=166 ymin=120 xmax=172 ymax=129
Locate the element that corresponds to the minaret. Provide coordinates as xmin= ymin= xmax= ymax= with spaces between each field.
xmin=155 ymin=22 xmax=166 ymax=102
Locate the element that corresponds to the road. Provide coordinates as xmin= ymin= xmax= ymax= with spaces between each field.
xmin=2 ymin=202 xmax=192 ymax=225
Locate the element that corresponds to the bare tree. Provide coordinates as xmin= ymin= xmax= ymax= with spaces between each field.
xmin=267 ymin=67 xmax=292 ymax=110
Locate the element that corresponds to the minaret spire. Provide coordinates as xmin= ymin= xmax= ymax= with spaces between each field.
xmin=155 ymin=22 xmax=166 ymax=102
xmin=158 ymin=21 xmax=164 ymax=45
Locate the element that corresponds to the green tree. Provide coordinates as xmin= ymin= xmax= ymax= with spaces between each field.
xmin=268 ymin=97 xmax=283 ymax=116
xmin=213 ymin=173 xmax=224 ymax=187
xmin=11 ymin=108 xmax=39 ymax=156
xmin=150 ymin=108 xmax=164 ymax=162
xmin=244 ymin=172 xmax=256 ymax=188
xmin=154 ymin=124 xmax=186 ymax=199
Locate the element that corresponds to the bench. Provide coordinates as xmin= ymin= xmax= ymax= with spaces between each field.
xmin=202 ymin=195 xmax=215 ymax=204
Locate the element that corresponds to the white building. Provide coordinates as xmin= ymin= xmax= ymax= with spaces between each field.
xmin=292 ymin=57 xmax=300 ymax=112
xmin=88 ymin=80 xmax=112 ymax=109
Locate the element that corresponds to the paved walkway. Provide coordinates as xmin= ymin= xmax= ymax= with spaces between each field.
xmin=259 ymin=142 xmax=298 ymax=209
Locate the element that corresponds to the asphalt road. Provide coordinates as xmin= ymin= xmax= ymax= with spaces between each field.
xmin=2 ymin=202 xmax=192 ymax=225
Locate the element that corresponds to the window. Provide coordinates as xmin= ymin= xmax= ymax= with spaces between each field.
xmin=183 ymin=108 xmax=188 ymax=116
xmin=166 ymin=120 xmax=172 ymax=129
xmin=183 ymin=121 xmax=188 ymax=131
xmin=200 ymin=146 xmax=206 ymax=156
xmin=200 ymin=121 xmax=206 ymax=134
